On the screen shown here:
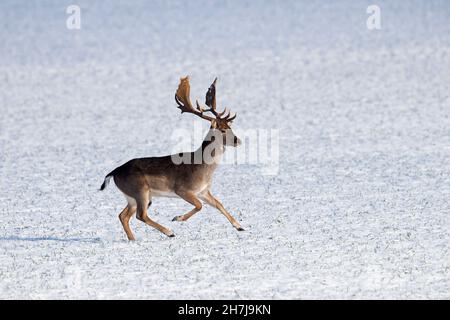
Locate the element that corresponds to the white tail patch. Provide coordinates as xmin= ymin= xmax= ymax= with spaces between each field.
xmin=100 ymin=175 xmax=113 ymax=190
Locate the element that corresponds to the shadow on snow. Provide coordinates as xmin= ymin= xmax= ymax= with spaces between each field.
xmin=0 ymin=236 xmax=101 ymax=243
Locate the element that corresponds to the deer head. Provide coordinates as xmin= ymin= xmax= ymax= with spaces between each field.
xmin=175 ymin=76 xmax=241 ymax=147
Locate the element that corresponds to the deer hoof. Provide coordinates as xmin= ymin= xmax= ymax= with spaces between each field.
xmin=237 ymin=227 xmax=245 ymax=231
xmin=172 ymin=216 xmax=182 ymax=222
xmin=167 ymin=232 xmax=175 ymax=237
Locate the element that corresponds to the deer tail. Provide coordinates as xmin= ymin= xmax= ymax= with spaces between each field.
xmin=99 ymin=170 xmax=117 ymax=191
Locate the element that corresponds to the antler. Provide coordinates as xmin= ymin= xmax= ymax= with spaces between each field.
xmin=175 ymin=76 xmax=215 ymax=121
xmin=205 ymin=78 xmax=217 ymax=114
xmin=175 ymin=76 xmax=237 ymax=123
xmin=203 ymin=78 xmax=237 ymax=123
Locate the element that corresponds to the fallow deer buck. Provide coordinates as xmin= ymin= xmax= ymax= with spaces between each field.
xmin=100 ymin=76 xmax=243 ymax=240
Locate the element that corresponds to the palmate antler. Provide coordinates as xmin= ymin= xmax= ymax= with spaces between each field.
xmin=175 ymin=76 xmax=236 ymax=123
xmin=175 ymin=76 xmax=215 ymax=121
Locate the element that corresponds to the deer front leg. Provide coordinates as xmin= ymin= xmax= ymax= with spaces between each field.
xmin=172 ymin=191 xmax=203 ymax=222
xmin=201 ymin=190 xmax=244 ymax=231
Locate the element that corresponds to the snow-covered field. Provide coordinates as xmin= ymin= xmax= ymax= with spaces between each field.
xmin=0 ymin=0 xmax=449 ymax=299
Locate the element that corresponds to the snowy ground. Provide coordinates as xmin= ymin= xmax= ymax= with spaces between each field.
xmin=0 ymin=0 xmax=449 ymax=299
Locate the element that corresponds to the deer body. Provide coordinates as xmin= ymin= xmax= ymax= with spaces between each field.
xmin=100 ymin=77 xmax=243 ymax=240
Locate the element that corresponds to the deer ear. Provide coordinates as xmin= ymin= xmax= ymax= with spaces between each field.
xmin=210 ymin=119 xmax=218 ymax=128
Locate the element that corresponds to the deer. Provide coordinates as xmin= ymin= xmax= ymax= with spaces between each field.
xmin=100 ymin=76 xmax=244 ymax=240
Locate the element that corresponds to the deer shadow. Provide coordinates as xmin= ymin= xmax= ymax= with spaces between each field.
xmin=0 ymin=235 xmax=102 ymax=243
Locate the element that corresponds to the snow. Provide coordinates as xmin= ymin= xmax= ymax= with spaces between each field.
xmin=0 ymin=0 xmax=449 ymax=299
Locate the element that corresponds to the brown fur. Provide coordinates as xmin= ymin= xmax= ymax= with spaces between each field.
xmin=101 ymin=77 xmax=243 ymax=240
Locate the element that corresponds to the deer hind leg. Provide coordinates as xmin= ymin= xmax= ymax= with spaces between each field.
xmin=118 ymin=204 xmax=137 ymax=241
xmin=135 ymin=193 xmax=174 ymax=237
xmin=201 ymin=190 xmax=244 ymax=231
xmin=172 ymin=191 xmax=202 ymax=222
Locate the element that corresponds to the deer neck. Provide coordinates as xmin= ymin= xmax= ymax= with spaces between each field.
xmin=194 ymin=128 xmax=225 ymax=165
